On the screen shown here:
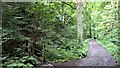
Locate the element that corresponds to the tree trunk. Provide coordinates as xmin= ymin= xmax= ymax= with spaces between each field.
xmin=76 ymin=0 xmax=83 ymax=42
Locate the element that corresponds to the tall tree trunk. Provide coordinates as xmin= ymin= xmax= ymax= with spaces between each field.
xmin=89 ymin=23 xmax=92 ymax=38
xmin=76 ymin=0 xmax=83 ymax=42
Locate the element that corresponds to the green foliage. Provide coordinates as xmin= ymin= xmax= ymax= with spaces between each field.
xmin=45 ymin=39 xmax=89 ymax=62
xmin=2 ymin=56 xmax=36 ymax=68
xmin=2 ymin=2 xmax=79 ymax=64
xmin=45 ymin=47 xmax=84 ymax=62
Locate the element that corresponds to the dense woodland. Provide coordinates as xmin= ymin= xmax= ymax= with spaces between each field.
xmin=1 ymin=1 xmax=120 ymax=68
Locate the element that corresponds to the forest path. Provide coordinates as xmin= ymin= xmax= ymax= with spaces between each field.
xmin=53 ymin=39 xmax=117 ymax=66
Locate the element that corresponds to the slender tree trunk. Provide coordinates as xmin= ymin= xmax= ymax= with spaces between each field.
xmin=89 ymin=23 xmax=92 ymax=38
xmin=76 ymin=0 xmax=83 ymax=42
